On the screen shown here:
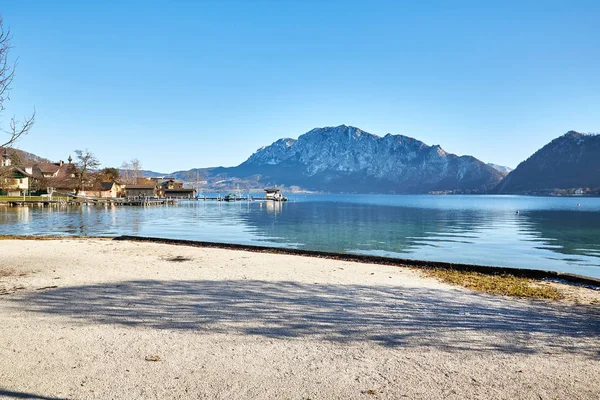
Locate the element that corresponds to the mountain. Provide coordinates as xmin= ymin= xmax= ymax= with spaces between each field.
xmin=138 ymin=169 xmax=169 ymax=178
xmin=495 ymin=131 xmax=600 ymax=194
xmin=200 ymin=125 xmax=505 ymax=193
xmin=487 ymin=163 xmax=513 ymax=174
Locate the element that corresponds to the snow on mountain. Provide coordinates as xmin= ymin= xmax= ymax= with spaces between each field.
xmin=487 ymin=163 xmax=513 ymax=174
xmin=246 ymin=138 xmax=297 ymax=165
xmin=230 ymin=125 xmax=504 ymax=193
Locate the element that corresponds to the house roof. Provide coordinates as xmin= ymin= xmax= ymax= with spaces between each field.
xmin=0 ymin=166 xmax=34 ymax=178
xmin=100 ymin=181 xmax=116 ymax=190
xmin=15 ymin=167 xmax=34 ymax=177
xmin=125 ymin=184 xmax=156 ymax=189
xmin=55 ymin=164 xmax=77 ymax=179
xmin=164 ymin=188 xmax=195 ymax=192
xmin=36 ymin=163 xmax=61 ymax=174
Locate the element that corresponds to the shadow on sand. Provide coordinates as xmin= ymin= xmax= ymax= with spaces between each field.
xmin=0 ymin=388 xmax=65 ymax=399
xmin=10 ymin=279 xmax=600 ymax=357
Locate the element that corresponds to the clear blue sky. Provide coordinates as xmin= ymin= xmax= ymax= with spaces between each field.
xmin=2 ymin=0 xmax=599 ymax=172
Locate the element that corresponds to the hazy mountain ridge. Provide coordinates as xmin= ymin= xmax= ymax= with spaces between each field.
xmin=495 ymin=131 xmax=600 ymax=194
xmin=488 ymin=163 xmax=513 ymax=174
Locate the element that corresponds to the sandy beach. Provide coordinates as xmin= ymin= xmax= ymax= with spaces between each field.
xmin=1 ymin=238 xmax=599 ymax=399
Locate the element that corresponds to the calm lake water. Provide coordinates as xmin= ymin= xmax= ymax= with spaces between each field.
xmin=2 ymin=194 xmax=600 ymax=278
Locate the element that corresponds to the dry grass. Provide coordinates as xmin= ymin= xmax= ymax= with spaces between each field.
xmin=0 ymin=235 xmax=59 ymax=240
xmin=0 ymin=235 xmax=110 ymax=241
xmin=423 ymin=268 xmax=564 ymax=300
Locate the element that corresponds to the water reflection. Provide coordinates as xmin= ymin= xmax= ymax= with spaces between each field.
xmin=264 ymin=200 xmax=283 ymax=215
xmin=1 ymin=195 xmax=600 ymax=278
xmin=520 ymin=210 xmax=600 ymax=258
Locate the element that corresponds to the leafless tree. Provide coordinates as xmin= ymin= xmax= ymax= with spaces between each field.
xmin=73 ymin=149 xmax=100 ymax=194
xmin=120 ymin=160 xmax=131 ymax=184
xmin=131 ymin=158 xmax=142 ymax=184
xmin=0 ymin=16 xmax=35 ymax=148
xmin=120 ymin=158 xmax=143 ymax=184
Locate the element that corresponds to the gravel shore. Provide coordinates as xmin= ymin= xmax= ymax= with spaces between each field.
xmin=1 ymin=238 xmax=599 ymax=399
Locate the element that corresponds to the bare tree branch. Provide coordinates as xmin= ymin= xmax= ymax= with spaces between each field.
xmin=0 ymin=16 xmax=35 ymax=148
xmin=74 ymin=149 xmax=100 ymax=195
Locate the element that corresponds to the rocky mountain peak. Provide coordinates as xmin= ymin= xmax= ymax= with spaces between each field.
xmin=235 ymin=125 xmax=503 ymax=193
xmin=303 ymin=125 xmax=377 ymax=140
xmin=563 ymin=130 xmax=584 ymax=138
xmin=487 ymin=163 xmax=513 ymax=174
xmin=431 ymin=145 xmax=447 ymax=157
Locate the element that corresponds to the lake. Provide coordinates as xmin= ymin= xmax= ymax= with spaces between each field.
xmin=2 ymin=194 xmax=600 ymax=278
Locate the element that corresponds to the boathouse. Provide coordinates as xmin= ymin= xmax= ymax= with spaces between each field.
xmin=163 ymin=188 xmax=196 ymax=199
xmin=81 ymin=182 xmax=122 ymax=198
xmin=264 ymin=188 xmax=283 ymax=200
xmin=124 ymin=184 xmax=157 ymax=198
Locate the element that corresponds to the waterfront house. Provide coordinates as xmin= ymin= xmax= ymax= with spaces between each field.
xmin=0 ymin=152 xmax=78 ymax=195
xmin=80 ymin=182 xmax=122 ymax=198
xmin=150 ymin=178 xmax=194 ymax=198
xmin=162 ymin=178 xmax=184 ymax=189
xmin=163 ymin=188 xmax=196 ymax=198
xmin=0 ymin=166 xmax=34 ymax=196
xmin=124 ymin=184 xmax=157 ymax=198
xmin=264 ymin=188 xmax=283 ymax=200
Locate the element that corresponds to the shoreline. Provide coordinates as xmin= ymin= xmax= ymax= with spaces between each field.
xmin=116 ymin=235 xmax=600 ymax=287
xmin=1 ymin=238 xmax=599 ymax=399
xmin=3 ymin=234 xmax=600 ymax=287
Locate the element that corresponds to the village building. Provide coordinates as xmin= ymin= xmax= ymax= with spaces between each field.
xmin=24 ymin=156 xmax=74 ymax=179
xmin=80 ymin=182 xmax=122 ymax=198
xmin=0 ymin=166 xmax=34 ymax=196
xmin=150 ymin=177 xmax=181 ymax=190
xmin=148 ymin=177 xmax=196 ymax=198
xmin=4 ymin=156 xmax=79 ymax=195
xmin=33 ymin=162 xmax=61 ymax=178
xmin=264 ymin=188 xmax=283 ymax=200
xmin=162 ymin=188 xmax=197 ymax=198
xmin=164 ymin=179 xmax=184 ymax=189
xmin=124 ymin=184 xmax=157 ymax=198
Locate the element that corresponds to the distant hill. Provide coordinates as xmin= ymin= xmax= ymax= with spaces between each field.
xmin=178 ymin=125 xmax=506 ymax=194
xmin=495 ymin=131 xmax=600 ymax=194
xmin=1 ymin=147 xmax=51 ymax=165
xmin=138 ymin=169 xmax=169 ymax=178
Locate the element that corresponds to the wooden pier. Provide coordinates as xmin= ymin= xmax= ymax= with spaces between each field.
xmin=195 ymin=196 xmax=287 ymax=202
xmin=0 ymin=194 xmax=288 ymax=207
xmin=0 ymin=197 xmax=178 ymax=207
